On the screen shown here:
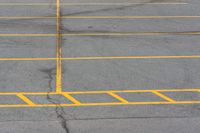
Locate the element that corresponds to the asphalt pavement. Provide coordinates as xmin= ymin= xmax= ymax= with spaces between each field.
xmin=0 ymin=0 xmax=200 ymax=133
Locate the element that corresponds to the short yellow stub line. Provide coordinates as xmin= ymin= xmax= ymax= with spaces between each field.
xmin=16 ymin=94 xmax=35 ymax=106
xmin=108 ymin=92 xmax=129 ymax=103
xmin=0 ymin=58 xmax=56 ymax=61
xmin=0 ymin=16 xmax=55 ymax=19
xmin=152 ymin=91 xmax=175 ymax=102
xmin=0 ymin=34 xmax=55 ymax=37
xmin=62 ymin=93 xmax=81 ymax=105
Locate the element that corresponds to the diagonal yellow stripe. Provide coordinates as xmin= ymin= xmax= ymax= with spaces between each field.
xmin=152 ymin=91 xmax=175 ymax=102
xmin=108 ymin=92 xmax=129 ymax=103
xmin=16 ymin=94 xmax=35 ymax=106
xmin=62 ymin=93 xmax=81 ymax=105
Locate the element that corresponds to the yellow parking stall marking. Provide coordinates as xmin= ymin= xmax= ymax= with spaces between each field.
xmin=61 ymin=55 xmax=200 ymax=60
xmin=0 ymin=34 xmax=56 ymax=37
xmin=0 ymin=32 xmax=200 ymax=37
xmin=0 ymin=88 xmax=198 ymax=95
xmin=0 ymin=2 xmax=188 ymax=6
xmin=0 ymin=16 xmax=55 ymax=19
xmin=16 ymin=93 xmax=35 ymax=106
xmin=0 ymin=55 xmax=200 ymax=61
xmin=62 ymin=93 xmax=81 ymax=105
xmin=56 ymin=0 xmax=62 ymax=93
xmin=0 ymin=58 xmax=55 ymax=61
xmin=1 ymin=101 xmax=200 ymax=108
xmin=62 ymin=16 xmax=200 ymax=19
xmin=0 ymin=89 xmax=199 ymax=108
xmin=107 ymin=92 xmax=129 ymax=103
xmin=61 ymin=32 xmax=200 ymax=36
xmin=1 ymin=16 xmax=200 ymax=20
xmin=152 ymin=91 xmax=175 ymax=102
xmin=66 ymin=88 xmax=200 ymax=95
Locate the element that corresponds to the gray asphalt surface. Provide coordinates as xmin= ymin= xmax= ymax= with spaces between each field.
xmin=0 ymin=0 xmax=200 ymax=133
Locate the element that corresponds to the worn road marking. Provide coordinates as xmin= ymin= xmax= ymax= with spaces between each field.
xmin=0 ymin=89 xmax=199 ymax=108
xmin=1 ymin=16 xmax=200 ymax=19
xmin=152 ymin=91 xmax=175 ymax=102
xmin=0 ymin=2 xmax=188 ymax=6
xmin=0 ymin=55 xmax=200 ymax=61
xmin=56 ymin=0 xmax=62 ymax=93
xmin=16 ymin=94 xmax=35 ymax=106
xmin=62 ymin=93 xmax=81 ymax=105
xmin=0 ymin=32 xmax=200 ymax=36
xmin=108 ymin=92 xmax=129 ymax=103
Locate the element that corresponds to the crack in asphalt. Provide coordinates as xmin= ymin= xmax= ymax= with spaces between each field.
xmin=63 ymin=0 xmax=165 ymax=16
xmin=38 ymin=4 xmax=71 ymax=132
xmin=39 ymin=3 xmax=70 ymax=132
xmin=39 ymin=67 xmax=70 ymax=133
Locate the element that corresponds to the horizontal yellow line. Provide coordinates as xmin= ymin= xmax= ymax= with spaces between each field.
xmin=0 ymin=88 xmax=199 ymax=95
xmin=0 ymin=55 xmax=200 ymax=61
xmin=63 ymin=16 xmax=200 ymax=19
xmin=0 ymin=3 xmax=188 ymax=6
xmin=0 ymin=16 xmax=55 ymax=19
xmin=67 ymin=89 xmax=200 ymax=94
xmin=0 ymin=32 xmax=200 ymax=37
xmin=0 ymin=34 xmax=55 ymax=37
xmin=61 ymin=56 xmax=200 ymax=60
xmin=0 ymin=58 xmax=55 ymax=61
xmin=61 ymin=32 xmax=200 ymax=36
xmin=1 ymin=16 xmax=200 ymax=19
xmin=1 ymin=101 xmax=200 ymax=108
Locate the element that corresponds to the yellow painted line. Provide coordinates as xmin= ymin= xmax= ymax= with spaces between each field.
xmin=66 ymin=89 xmax=200 ymax=94
xmin=0 ymin=32 xmax=200 ymax=37
xmin=0 ymin=16 xmax=55 ymax=19
xmin=1 ymin=16 xmax=200 ymax=19
xmin=62 ymin=93 xmax=81 ymax=105
xmin=0 ymin=34 xmax=55 ymax=37
xmin=16 ymin=94 xmax=35 ymax=106
xmin=152 ymin=91 xmax=175 ymax=102
xmin=62 ymin=16 xmax=200 ymax=19
xmin=0 ymin=3 xmax=188 ymax=6
xmin=56 ymin=0 xmax=62 ymax=93
xmin=108 ymin=92 xmax=129 ymax=103
xmin=61 ymin=55 xmax=200 ymax=60
xmin=0 ymin=92 xmax=58 ymax=95
xmin=61 ymin=32 xmax=200 ymax=36
xmin=0 ymin=89 xmax=199 ymax=95
xmin=59 ymin=3 xmax=188 ymax=6
xmin=0 ymin=58 xmax=55 ymax=61
xmin=1 ymin=101 xmax=200 ymax=108
xmin=0 ymin=55 xmax=200 ymax=61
